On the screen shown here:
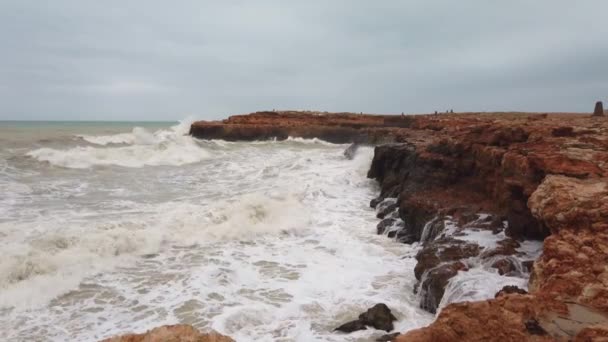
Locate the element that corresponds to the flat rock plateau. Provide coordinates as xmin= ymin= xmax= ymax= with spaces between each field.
xmin=108 ymin=110 xmax=608 ymax=341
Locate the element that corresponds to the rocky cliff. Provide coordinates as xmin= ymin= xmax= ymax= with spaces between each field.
xmin=189 ymin=110 xmax=413 ymax=144
xmin=363 ymin=113 xmax=608 ymax=341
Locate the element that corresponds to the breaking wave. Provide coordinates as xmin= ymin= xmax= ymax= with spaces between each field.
xmin=27 ymin=121 xmax=209 ymax=168
xmin=0 ymin=191 xmax=309 ymax=309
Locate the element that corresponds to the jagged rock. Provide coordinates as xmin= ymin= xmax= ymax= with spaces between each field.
xmin=594 ymin=101 xmax=604 ymax=117
xmin=376 ymin=218 xmax=396 ymax=235
xmin=335 ymin=303 xmax=397 ymax=333
xmin=376 ymin=202 xmax=398 ymax=219
xmin=370 ymin=196 xmax=384 ymax=209
xmin=395 ymin=295 xmax=554 ymax=342
xmin=491 ymin=257 xmax=518 ymax=275
xmin=480 ymin=238 xmax=521 ymax=259
xmin=495 ymin=285 xmax=528 ymax=298
xmin=100 ymin=325 xmax=234 ymax=342
xmin=414 ymin=239 xmax=481 ymax=280
xmin=419 ymin=262 xmax=467 ymax=313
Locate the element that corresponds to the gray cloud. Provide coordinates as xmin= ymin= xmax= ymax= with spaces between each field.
xmin=1 ymin=0 xmax=607 ymax=120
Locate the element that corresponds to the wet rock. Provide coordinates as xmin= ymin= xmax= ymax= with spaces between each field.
xmin=359 ymin=303 xmax=398 ymax=332
xmin=334 ymin=319 xmax=367 ymax=333
xmin=419 ymin=217 xmax=445 ymax=243
xmin=522 ymin=260 xmax=534 ymax=273
xmin=491 ymin=257 xmax=518 ymax=275
xmin=370 ymin=196 xmax=384 ymax=209
xmin=419 ymin=262 xmax=467 ymax=313
xmin=377 ymin=218 xmax=396 ymax=235
xmin=377 ymin=202 xmax=398 ymax=219
xmin=344 ymin=143 xmax=359 ymax=160
xmin=101 ymin=324 xmax=235 ymax=342
xmin=395 ymin=228 xmax=417 ymax=244
xmin=414 ymin=238 xmax=481 ymax=280
xmin=376 ymin=332 xmax=400 ymax=341
xmin=495 ymin=285 xmax=528 ymax=298
xmin=335 ymin=303 xmax=397 ymax=333
xmin=480 ymin=238 xmax=521 ymax=259
xmin=593 ymin=101 xmax=604 ymax=116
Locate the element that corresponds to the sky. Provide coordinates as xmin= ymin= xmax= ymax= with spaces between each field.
xmin=1 ymin=1 xmax=607 ymax=121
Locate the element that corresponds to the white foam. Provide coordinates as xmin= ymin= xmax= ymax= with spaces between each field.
xmin=28 ymin=122 xmax=209 ymax=168
xmin=3 ymin=138 xmax=436 ymax=341
xmin=438 ymin=268 xmax=528 ymax=311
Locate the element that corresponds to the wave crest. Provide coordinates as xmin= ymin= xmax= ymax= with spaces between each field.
xmin=27 ymin=121 xmax=209 ymax=168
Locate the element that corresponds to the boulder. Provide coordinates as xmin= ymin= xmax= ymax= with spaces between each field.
xmin=335 ymin=303 xmax=397 ymax=333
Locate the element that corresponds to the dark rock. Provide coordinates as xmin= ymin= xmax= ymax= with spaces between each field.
xmin=334 ymin=320 xmax=367 ymax=333
xmin=414 ymin=238 xmax=481 ymax=280
xmin=593 ymin=101 xmax=604 ymax=117
xmin=359 ymin=303 xmax=397 ymax=332
xmin=480 ymin=238 xmax=520 ymax=259
xmin=334 ymin=303 xmax=397 ymax=334
xmin=370 ymin=197 xmax=384 ymax=209
xmin=395 ymin=228 xmax=417 ymax=244
xmin=552 ymin=126 xmax=575 ymax=137
xmin=344 ymin=143 xmax=359 ymax=160
xmin=377 ymin=203 xmax=398 ymax=219
xmin=524 ymin=319 xmax=547 ymax=335
xmin=377 ymin=218 xmax=396 ymax=235
xmin=376 ymin=332 xmax=400 ymax=341
xmin=522 ymin=260 xmax=534 ymax=273
xmin=491 ymin=257 xmax=518 ymax=275
xmin=419 ymin=262 xmax=467 ymax=313
xmin=419 ymin=217 xmax=445 ymax=243
xmin=495 ymin=285 xmax=528 ymax=298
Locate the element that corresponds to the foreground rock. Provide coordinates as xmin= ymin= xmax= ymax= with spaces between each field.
xmin=101 ymin=325 xmax=234 ymax=342
xmin=335 ymin=303 xmax=397 ymax=333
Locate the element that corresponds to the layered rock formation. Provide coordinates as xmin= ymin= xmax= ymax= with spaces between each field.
xmin=189 ymin=110 xmax=413 ymax=144
xmin=364 ymin=113 xmax=608 ymax=341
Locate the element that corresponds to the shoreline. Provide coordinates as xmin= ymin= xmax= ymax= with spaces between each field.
xmin=107 ymin=110 xmax=608 ymax=341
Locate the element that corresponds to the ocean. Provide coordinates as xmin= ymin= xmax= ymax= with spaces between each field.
xmin=0 ymin=120 xmax=435 ymax=341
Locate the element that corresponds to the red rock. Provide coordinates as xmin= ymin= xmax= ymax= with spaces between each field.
xmin=100 ymin=325 xmax=234 ymax=342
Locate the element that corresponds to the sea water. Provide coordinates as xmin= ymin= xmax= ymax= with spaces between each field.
xmin=0 ymin=120 xmax=435 ymax=341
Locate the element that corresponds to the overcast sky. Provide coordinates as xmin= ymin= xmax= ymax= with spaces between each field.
xmin=1 ymin=1 xmax=607 ymax=121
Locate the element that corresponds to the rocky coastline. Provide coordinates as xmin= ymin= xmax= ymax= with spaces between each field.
xmin=106 ymin=110 xmax=608 ymax=341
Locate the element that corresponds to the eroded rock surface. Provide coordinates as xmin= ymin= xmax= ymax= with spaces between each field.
xmin=100 ymin=325 xmax=234 ymax=342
